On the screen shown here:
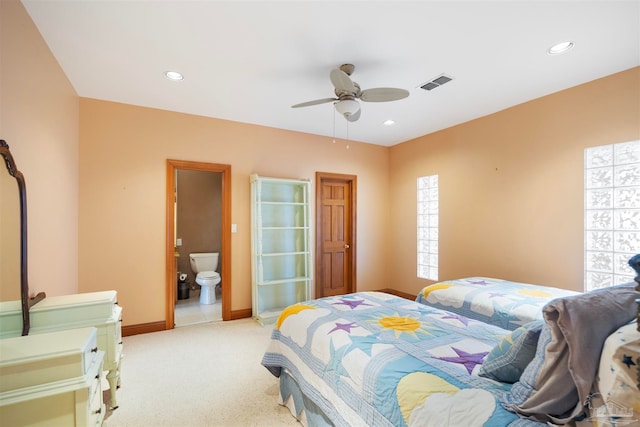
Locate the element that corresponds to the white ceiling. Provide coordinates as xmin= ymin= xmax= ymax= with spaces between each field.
xmin=22 ymin=1 xmax=640 ymax=147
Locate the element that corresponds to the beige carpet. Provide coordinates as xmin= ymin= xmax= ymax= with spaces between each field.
xmin=103 ymin=318 xmax=299 ymax=427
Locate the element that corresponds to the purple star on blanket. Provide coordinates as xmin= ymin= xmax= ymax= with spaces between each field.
xmin=488 ymin=292 xmax=506 ymax=298
xmin=437 ymin=347 xmax=489 ymax=374
xmin=329 ymin=322 xmax=358 ymax=334
xmin=441 ymin=313 xmax=469 ymax=326
xmin=332 ymin=298 xmax=373 ymax=309
xmin=467 ymin=279 xmax=491 ymax=286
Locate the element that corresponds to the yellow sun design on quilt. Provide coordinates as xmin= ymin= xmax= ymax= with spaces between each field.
xmin=421 ymin=283 xmax=454 ymax=298
xmin=276 ymin=304 xmax=314 ymax=329
xmin=373 ymin=313 xmax=433 ymax=338
xmin=517 ymin=289 xmax=552 ymax=298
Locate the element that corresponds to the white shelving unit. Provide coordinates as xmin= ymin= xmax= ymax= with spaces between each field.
xmin=250 ymin=174 xmax=311 ymax=326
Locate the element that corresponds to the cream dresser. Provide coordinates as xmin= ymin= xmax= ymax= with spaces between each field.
xmin=0 ymin=291 xmax=123 ymax=409
xmin=0 ymin=327 xmax=105 ymax=426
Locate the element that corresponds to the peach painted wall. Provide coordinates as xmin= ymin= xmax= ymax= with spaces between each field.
xmin=78 ymin=99 xmax=389 ymax=325
xmin=0 ymin=0 xmax=79 ymax=301
xmin=389 ymin=67 xmax=640 ymax=295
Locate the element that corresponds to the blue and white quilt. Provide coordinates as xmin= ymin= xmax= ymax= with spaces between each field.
xmin=262 ymin=291 xmax=544 ymax=427
xmin=416 ymin=277 xmax=579 ymax=331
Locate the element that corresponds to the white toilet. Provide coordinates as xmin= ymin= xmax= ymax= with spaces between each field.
xmin=189 ymin=252 xmax=221 ymax=305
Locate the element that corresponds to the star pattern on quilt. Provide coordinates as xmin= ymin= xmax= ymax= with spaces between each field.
xmin=488 ymin=292 xmax=507 ymax=298
xmin=466 ymin=279 xmax=491 ymax=286
xmin=417 ymin=305 xmax=441 ymax=316
xmin=488 ymin=300 xmax=519 ymax=329
xmin=329 ymin=322 xmax=358 ymax=334
xmin=441 ymin=313 xmax=469 ymax=326
xmin=437 ymin=347 xmax=489 ymax=374
xmin=622 ymin=354 xmax=636 ymax=369
xmin=346 ymin=335 xmax=380 ymax=357
xmin=326 ymin=339 xmax=350 ymax=379
xmin=332 ymin=298 xmax=373 ymax=310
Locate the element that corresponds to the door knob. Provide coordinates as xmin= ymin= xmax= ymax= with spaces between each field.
xmin=344 ymin=244 xmax=350 ymax=249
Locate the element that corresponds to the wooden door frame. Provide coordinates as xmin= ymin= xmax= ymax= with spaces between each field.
xmin=166 ymin=160 xmax=232 ymax=329
xmin=315 ymin=172 xmax=357 ymax=298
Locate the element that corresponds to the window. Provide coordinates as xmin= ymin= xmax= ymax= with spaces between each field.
xmin=584 ymin=140 xmax=639 ymax=291
xmin=417 ymin=175 xmax=439 ymax=280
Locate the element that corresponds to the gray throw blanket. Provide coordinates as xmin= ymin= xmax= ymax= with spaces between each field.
xmin=503 ymin=282 xmax=639 ymax=424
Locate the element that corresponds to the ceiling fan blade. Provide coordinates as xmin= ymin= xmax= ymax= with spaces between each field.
xmin=359 ymin=87 xmax=409 ymax=102
xmin=291 ymin=98 xmax=338 ymax=108
xmin=330 ymin=68 xmax=356 ymax=94
xmin=345 ymin=108 xmax=361 ymax=122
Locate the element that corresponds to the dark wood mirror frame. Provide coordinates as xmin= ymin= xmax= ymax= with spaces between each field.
xmin=0 ymin=140 xmax=45 ymax=335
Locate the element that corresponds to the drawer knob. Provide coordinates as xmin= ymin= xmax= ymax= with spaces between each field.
xmin=91 ymin=347 xmax=98 ymax=353
xmin=119 ymin=341 xmax=123 ymax=345
xmin=94 ymin=408 xmax=102 ymax=415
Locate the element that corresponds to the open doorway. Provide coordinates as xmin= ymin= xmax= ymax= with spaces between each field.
xmin=166 ymin=160 xmax=231 ymax=329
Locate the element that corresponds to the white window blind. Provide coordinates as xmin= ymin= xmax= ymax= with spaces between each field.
xmin=584 ymin=140 xmax=639 ymax=291
xmin=417 ymin=175 xmax=439 ymax=280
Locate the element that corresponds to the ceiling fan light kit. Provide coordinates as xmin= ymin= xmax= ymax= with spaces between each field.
xmin=292 ymin=63 xmax=409 ymax=122
xmin=334 ymin=98 xmax=360 ymax=117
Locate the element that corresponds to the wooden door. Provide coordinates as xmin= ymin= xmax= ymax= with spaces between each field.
xmin=316 ymin=172 xmax=356 ymax=298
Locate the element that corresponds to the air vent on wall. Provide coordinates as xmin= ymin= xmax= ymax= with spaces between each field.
xmin=419 ymin=74 xmax=453 ymax=91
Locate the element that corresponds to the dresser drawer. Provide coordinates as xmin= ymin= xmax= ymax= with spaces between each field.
xmin=88 ymin=389 xmax=106 ymax=427
xmin=87 ymin=355 xmax=106 ymax=426
xmin=0 ymin=329 xmax=106 ymax=426
xmin=0 ymin=291 xmax=119 ymax=339
xmin=31 ymin=291 xmax=118 ymax=326
xmin=88 ymin=305 xmax=122 ymax=376
xmin=0 ymin=327 xmax=98 ymax=393
xmin=87 ymin=354 xmax=103 ymax=398
xmin=115 ymin=305 xmax=123 ymax=343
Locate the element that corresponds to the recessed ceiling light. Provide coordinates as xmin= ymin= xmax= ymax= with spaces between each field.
xmin=164 ymin=71 xmax=184 ymax=81
xmin=547 ymin=41 xmax=574 ymax=55
xmin=383 ymin=119 xmax=395 ymax=126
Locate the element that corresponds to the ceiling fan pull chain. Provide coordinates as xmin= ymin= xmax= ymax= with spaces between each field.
xmin=332 ymin=104 xmax=336 ymax=144
xmin=346 ymin=121 xmax=350 ymax=149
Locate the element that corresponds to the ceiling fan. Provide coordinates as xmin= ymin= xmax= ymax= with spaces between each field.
xmin=291 ymin=64 xmax=409 ymax=122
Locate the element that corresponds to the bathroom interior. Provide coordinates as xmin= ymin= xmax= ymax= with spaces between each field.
xmin=174 ymin=168 xmax=223 ymax=327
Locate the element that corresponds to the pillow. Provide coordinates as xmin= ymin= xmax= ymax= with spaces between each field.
xmin=478 ymin=320 xmax=543 ymax=383
xmin=588 ymin=321 xmax=640 ymax=424
xmin=501 ymin=282 xmax=639 ymax=424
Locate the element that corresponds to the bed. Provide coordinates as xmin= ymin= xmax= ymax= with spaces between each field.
xmin=262 ymin=277 xmax=640 ymax=426
xmin=263 ymin=291 xmax=538 ymax=426
xmin=415 ymin=277 xmax=579 ymax=330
